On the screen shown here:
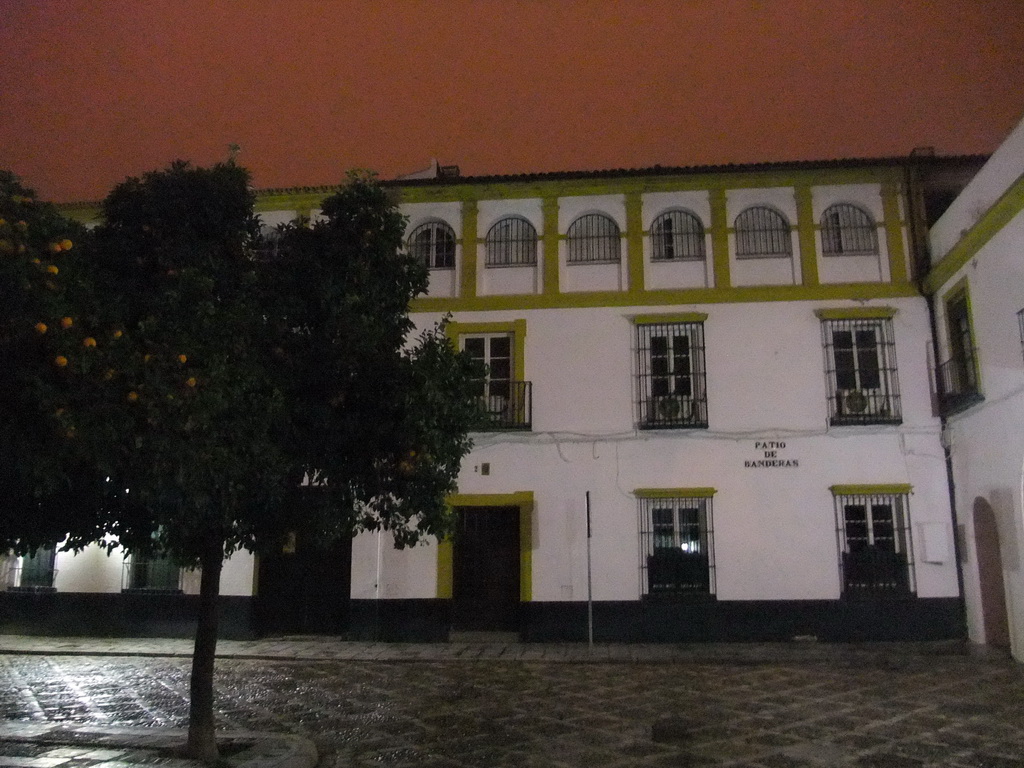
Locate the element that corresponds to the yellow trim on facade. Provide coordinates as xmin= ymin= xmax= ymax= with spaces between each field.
xmin=459 ymin=200 xmax=478 ymax=300
xmin=436 ymin=491 xmax=534 ymax=601
xmin=795 ymin=186 xmax=819 ymax=287
xmin=829 ymin=484 xmax=913 ymax=496
xmin=625 ymin=191 xmax=645 ymax=295
xmin=924 ymin=171 xmax=1024 ymax=294
xmin=445 ymin=319 xmax=527 ymax=381
xmin=632 ymin=312 xmax=709 ymax=324
xmin=881 ymin=183 xmax=908 ymax=285
xmin=56 ymin=165 xmax=908 ymax=228
xmin=635 ymin=487 xmax=717 ymax=499
xmin=435 ymin=539 xmax=453 ymax=599
xmin=413 ymin=282 xmax=919 ymax=314
xmin=709 ymin=189 xmax=730 ymax=289
xmin=391 ymin=166 xmax=906 ymax=206
xmin=814 ymin=306 xmax=898 ymax=320
xmin=541 ymin=197 xmax=560 ymax=296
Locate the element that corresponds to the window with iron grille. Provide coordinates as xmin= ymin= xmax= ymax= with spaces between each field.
xmin=566 ymin=213 xmax=621 ymax=263
xmin=7 ymin=545 xmax=57 ymax=591
xmin=123 ymin=555 xmax=182 ymax=593
xmin=638 ymin=494 xmax=715 ymax=597
xmin=636 ymin=320 xmax=708 ymax=429
xmin=832 ymin=488 xmax=915 ymax=598
xmin=651 ymin=210 xmax=706 ymax=262
xmin=407 ymin=221 xmax=456 ymax=269
xmin=821 ymin=204 xmax=878 ymax=256
xmin=735 ymin=206 xmax=792 ymax=258
xmin=821 ymin=317 xmax=901 ymax=425
xmin=485 ymin=216 xmax=538 ymax=267
xmin=937 ymin=289 xmax=980 ymax=414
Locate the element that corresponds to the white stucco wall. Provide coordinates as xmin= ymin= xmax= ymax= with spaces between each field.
xmin=386 ymin=297 xmax=957 ymax=605
xmin=931 ymin=186 xmax=1024 ymax=660
xmin=931 ymin=117 xmax=1024 ymax=264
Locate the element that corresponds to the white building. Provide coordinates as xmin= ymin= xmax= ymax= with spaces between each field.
xmin=926 ymin=116 xmax=1024 ymax=662
xmin=2 ymin=154 xmax=991 ymax=645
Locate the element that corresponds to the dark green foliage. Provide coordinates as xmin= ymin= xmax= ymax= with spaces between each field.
xmin=0 ymin=171 xmax=106 ymax=554
xmin=263 ymin=172 xmax=480 ymax=547
xmin=2 ymin=162 xmax=480 ymax=761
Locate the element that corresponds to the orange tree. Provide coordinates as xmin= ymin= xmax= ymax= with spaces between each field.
xmin=0 ymin=171 xmax=110 ymax=555
xmin=2 ymin=163 xmax=480 ymax=762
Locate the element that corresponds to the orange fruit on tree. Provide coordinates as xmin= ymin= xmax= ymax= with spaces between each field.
xmin=60 ymin=317 xmax=73 ymax=329
xmin=34 ymin=322 xmax=47 ymax=334
xmin=54 ymin=355 xmax=68 ymax=368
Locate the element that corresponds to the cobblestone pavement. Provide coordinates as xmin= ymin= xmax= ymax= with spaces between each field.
xmin=0 ymin=639 xmax=1022 ymax=768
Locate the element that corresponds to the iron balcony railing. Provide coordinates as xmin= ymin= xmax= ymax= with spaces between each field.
xmin=474 ymin=381 xmax=532 ymax=431
xmin=936 ymin=352 xmax=982 ymax=415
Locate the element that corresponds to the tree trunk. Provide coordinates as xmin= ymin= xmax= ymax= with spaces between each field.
xmin=186 ymin=538 xmax=224 ymax=762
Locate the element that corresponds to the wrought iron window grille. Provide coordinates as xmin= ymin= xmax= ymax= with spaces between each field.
xmin=407 ymin=221 xmax=456 ymax=270
xmin=821 ymin=203 xmax=879 ymax=256
xmin=566 ymin=213 xmax=622 ymax=264
xmin=5 ymin=546 xmax=58 ymax=592
xmin=122 ymin=558 xmax=183 ymax=593
xmin=735 ymin=206 xmax=793 ymax=258
xmin=636 ymin=322 xmax=708 ymax=429
xmin=485 ymin=216 xmax=538 ymax=267
xmin=834 ymin=492 xmax=915 ymax=598
xmin=821 ymin=318 xmax=901 ymax=425
xmin=638 ymin=496 xmax=715 ymax=598
xmin=650 ymin=210 xmax=706 ymax=262
xmin=938 ymin=294 xmax=982 ymax=415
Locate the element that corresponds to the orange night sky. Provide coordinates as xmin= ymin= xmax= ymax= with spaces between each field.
xmin=2 ymin=0 xmax=1024 ymax=202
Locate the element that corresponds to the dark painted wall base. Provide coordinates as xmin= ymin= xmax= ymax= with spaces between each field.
xmin=348 ymin=599 xmax=450 ymax=642
xmin=521 ymin=598 xmax=966 ymax=643
xmin=345 ymin=598 xmax=965 ymax=643
xmin=2 ymin=593 xmax=965 ymax=644
xmin=0 ymin=592 xmax=257 ymax=640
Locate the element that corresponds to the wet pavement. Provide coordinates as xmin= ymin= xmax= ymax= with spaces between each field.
xmin=0 ymin=636 xmax=1022 ymax=767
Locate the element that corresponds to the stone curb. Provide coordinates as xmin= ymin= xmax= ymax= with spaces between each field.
xmin=0 ymin=724 xmax=317 ymax=768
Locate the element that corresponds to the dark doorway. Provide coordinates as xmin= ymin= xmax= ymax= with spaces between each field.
xmin=256 ymin=529 xmax=352 ymax=635
xmin=452 ymin=506 xmax=521 ymax=631
xmin=973 ymin=497 xmax=1010 ymax=647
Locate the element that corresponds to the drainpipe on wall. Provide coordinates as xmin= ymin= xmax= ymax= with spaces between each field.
xmin=906 ymin=158 xmax=969 ymax=637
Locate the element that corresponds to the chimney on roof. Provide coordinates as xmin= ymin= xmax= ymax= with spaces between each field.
xmin=395 ymin=159 xmax=460 ymax=180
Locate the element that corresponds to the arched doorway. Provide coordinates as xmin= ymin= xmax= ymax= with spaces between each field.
xmin=973 ymin=497 xmax=1009 ymax=647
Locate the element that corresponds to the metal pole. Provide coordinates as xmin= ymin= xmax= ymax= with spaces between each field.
xmin=586 ymin=491 xmax=593 ymax=649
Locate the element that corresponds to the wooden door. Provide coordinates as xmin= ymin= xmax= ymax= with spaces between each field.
xmin=452 ymin=506 xmax=520 ymax=631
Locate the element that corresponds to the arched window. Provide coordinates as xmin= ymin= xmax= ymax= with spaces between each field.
xmin=821 ymin=204 xmax=878 ymax=255
xmin=485 ymin=216 xmax=538 ymax=267
xmin=735 ymin=206 xmax=792 ymax=258
xmin=407 ymin=221 xmax=456 ymax=269
xmin=651 ymin=210 xmax=706 ymax=261
xmin=566 ymin=213 xmax=621 ymax=263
